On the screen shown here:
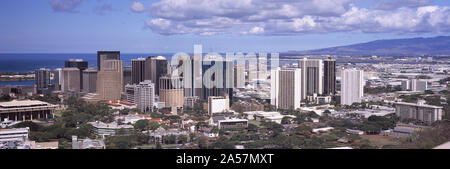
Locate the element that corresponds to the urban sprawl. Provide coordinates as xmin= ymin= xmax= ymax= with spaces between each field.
xmin=0 ymin=51 xmax=449 ymax=149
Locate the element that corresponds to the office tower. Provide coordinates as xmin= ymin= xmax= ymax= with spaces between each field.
xmin=202 ymin=58 xmax=234 ymax=105
xmin=62 ymin=68 xmax=81 ymax=93
xmin=234 ymin=64 xmax=245 ymax=89
xmin=270 ymin=68 xmax=302 ymax=110
xmin=65 ymin=59 xmax=88 ymax=90
xmin=134 ymin=80 xmax=155 ymax=113
xmin=97 ymin=51 xmax=120 ymax=70
xmin=132 ymin=58 xmax=146 ymax=84
xmin=52 ymin=68 xmax=63 ymax=91
xmin=82 ymin=68 xmax=98 ymax=93
xmin=97 ymin=60 xmax=123 ymax=101
xmin=123 ymin=66 xmax=132 ymax=91
xmin=176 ymin=54 xmax=203 ymax=98
xmin=323 ymin=58 xmax=336 ymax=95
xmin=298 ymin=58 xmax=323 ymax=99
xmin=35 ymin=68 xmax=51 ymax=94
xmin=145 ymin=56 xmax=168 ymax=95
xmin=159 ymin=76 xmax=184 ymax=108
xmin=125 ymin=84 xmax=136 ymax=103
xmin=394 ymin=100 xmax=443 ymax=124
xmin=341 ymin=69 xmax=364 ymax=105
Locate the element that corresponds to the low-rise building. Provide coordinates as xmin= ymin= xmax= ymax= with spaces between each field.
xmin=217 ymin=119 xmax=248 ymax=129
xmin=88 ymin=121 xmax=134 ymax=138
xmin=72 ymin=136 xmax=105 ymax=149
xmin=0 ymin=127 xmax=29 ymax=142
xmin=394 ymin=100 xmax=443 ymax=124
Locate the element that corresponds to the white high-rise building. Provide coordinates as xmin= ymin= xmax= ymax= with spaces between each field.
xmin=341 ymin=69 xmax=364 ymax=105
xmin=134 ymin=80 xmax=155 ymax=113
xmin=298 ymin=58 xmax=323 ymax=99
xmin=271 ymin=68 xmax=302 ymax=110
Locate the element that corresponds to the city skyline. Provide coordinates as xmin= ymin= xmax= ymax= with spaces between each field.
xmin=1 ymin=0 xmax=450 ymax=53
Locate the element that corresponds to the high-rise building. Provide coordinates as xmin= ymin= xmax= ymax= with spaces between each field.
xmin=62 ymin=68 xmax=81 ymax=93
xmin=175 ymin=54 xmax=203 ymax=98
xmin=134 ymin=80 xmax=155 ymax=113
xmin=65 ymin=59 xmax=88 ymax=90
xmin=202 ymin=58 xmax=234 ymax=105
xmin=125 ymin=84 xmax=136 ymax=103
xmin=341 ymin=69 xmax=364 ymax=105
xmin=35 ymin=68 xmax=51 ymax=94
xmin=270 ymin=68 xmax=302 ymax=110
xmin=82 ymin=68 xmax=98 ymax=93
xmin=123 ymin=66 xmax=132 ymax=91
xmin=159 ymin=76 xmax=184 ymax=108
xmin=323 ymin=58 xmax=336 ymax=95
xmin=52 ymin=68 xmax=63 ymax=91
xmin=97 ymin=51 xmax=120 ymax=71
xmin=145 ymin=56 xmax=168 ymax=95
xmin=298 ymin=58 xmax=323 ymax=99
xmin=97 ymin=60 xmax=123 ymax=101
xmin=234 ymin=64 xmax=245 ymax=89
xmin=131 ymin=58 xmax=146 ymax=84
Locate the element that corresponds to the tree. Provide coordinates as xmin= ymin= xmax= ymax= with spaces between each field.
xmin=424 ymin=90 xmax=434 ymax=95
xmin=134 ymin=120 xmax=150 ymax=132
xmin=148 ymin=122 xmax=160 ymax=131
xmin=196 ymin=136 xmax=209 ymax=149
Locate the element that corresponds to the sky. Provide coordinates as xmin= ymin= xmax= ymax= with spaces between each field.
xmin=0 ymin=0 xmax=450 ymax=53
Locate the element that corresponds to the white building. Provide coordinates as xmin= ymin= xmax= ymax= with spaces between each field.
xmin=134 ymin=80 xmax=155 ymax=113
xmin=0 ymin=127 xmax=29 ymax=142
xmin=341 ymin=69 xmax=364 ymax=105
xmin=401 ymin=79 xmax=428 ymax=92
xmin=271 ymin=68 xmax=302 ymax=110
xmin=208 ymin=96 xmax=230 ymax=115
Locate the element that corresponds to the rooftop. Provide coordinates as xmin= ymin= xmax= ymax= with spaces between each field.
xmin=0 ymin=100 xmax=51 ymax=108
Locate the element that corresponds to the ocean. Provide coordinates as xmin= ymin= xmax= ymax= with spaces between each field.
xmin=0 ymin=53 xmax=172 ymax=86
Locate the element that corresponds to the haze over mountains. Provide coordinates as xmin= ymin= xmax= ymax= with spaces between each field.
xmin=287 ymin=36 xmax=450 ymax=56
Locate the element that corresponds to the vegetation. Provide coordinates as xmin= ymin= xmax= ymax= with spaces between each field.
xmin=395 ymin=120 xmax=450 ymax=149
xmin=364 ymin=85 xmax=402 ymax=94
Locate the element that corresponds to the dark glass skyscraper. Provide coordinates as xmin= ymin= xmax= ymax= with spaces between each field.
xmin=323 ymin=58 xmax=336 ymax=95
xmin=131 ymin=58 xmax=146 ymax=84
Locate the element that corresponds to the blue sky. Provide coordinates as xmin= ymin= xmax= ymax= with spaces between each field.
xmin=0 ymin=0 xmax=450 ymax=53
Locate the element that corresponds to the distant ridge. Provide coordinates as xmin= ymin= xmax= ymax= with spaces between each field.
xmin=288 ymin=36 xmax=450 ymax=56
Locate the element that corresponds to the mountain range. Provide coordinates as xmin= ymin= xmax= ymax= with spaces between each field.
xmin=287 ymin=36 xmax=450 ymax=56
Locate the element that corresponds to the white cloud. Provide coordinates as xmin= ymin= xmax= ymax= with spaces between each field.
xmin=131 ymin=1 xmax=146 ymax=13
xmin=144 ymin=0 xmax=450 ymax=35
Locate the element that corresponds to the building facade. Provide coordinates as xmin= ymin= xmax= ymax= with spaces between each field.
xmin=271 ymin=68 xmax=302 ymax=110
xmin=323 ymin=58 xmax=336 ymax=95
xmin=202 ymin=59 xmax=234 ymax=105
xmin=298 ymin=58 xmax=323 ymax=99
xmin=394 ymin=100 xmax=443 ymax=124
xmin=131 ymin=58 xmax=146 ymax=84
xmin=159 ymin=76 xmax=184 ymax=108
xmin=0 ymin=100 xmax=58 ymax=122
xmin=65 ymin=59 xmax=88 ymax=90
xmin=145 ymin=56 xmax=168 ymax=95
xmin=35 ymin=68 xmax=51 ymax=94
xmin=97 ymin=60 xmax=123 ymax=101
xmin=82 ymin=68 xmax=98 ymax=93
xmin=62 ymin=68 xmax=81 ymax=93
xmin=341 ymin=69 xmax=364 ymax=105
xmin=97 ymin=51 xmax=120 ymax=71
xmin=134 ymin=80 xmax=155 ymax=113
